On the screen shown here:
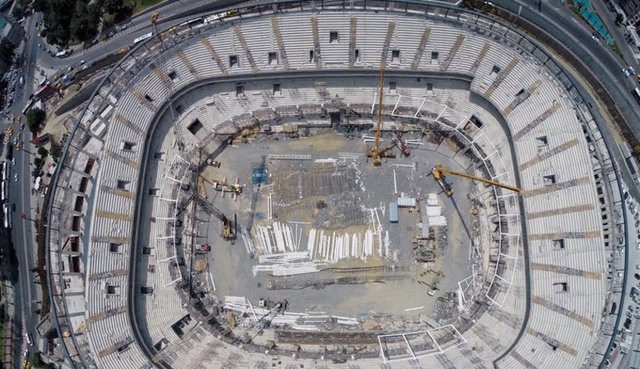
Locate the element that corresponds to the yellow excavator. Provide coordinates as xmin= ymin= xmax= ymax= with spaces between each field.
xmin=431 ymin=165 xmax=522 ymax=197
xmin=195 ymin=175 xmax=234 ymax=240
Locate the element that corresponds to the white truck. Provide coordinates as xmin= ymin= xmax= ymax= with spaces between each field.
xmin=55 ymin=49 xmax=72 ymax=58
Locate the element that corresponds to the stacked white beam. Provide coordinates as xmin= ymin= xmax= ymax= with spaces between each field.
xmin=266 ymin=154 xmax=312 ymax=160
xmin=252 ymin=262 xmax=320 ymax=277
xmin=427 ymin=193 xmax=439 ymax=206
xmin=426 ymin=204 xmax=447 ymax=227
xmin=337 ymin=152 xmax=360 ymax=160
xmin=258 ymin=252 xmax=310 ymax=264
xmin=240 ymin=227 xmax=255 ymax=255
xmin=253 ymin=222 xmax=298 ymax=255
xmin=314 ymin=158 xmax=337 ymax=164
xmin=307 ymin=228 xmax=376 ymax=261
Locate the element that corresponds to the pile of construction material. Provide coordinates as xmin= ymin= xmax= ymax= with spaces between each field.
xmin=253 ymin=222 xmax=303 ymax=254
xmin=307 ymin=228 xmax=377 ymax=262
xmin=426 ymin=194 xmax=447 ymax=227
xmin=223 ymin=296 xmax=359 ymax=330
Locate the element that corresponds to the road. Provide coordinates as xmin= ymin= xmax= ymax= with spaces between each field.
xmin=591 ymin=0 xmax=640 ymax=71
xmin=10 ymin=9 xmax=43 ymax=369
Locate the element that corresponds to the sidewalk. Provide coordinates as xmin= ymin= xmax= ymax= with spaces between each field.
xmin=1 ymin=280 xmax=16 ymax=369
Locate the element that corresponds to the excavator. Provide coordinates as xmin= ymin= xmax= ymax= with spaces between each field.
xmin=367 ymin=63 xmax=395 ymax=165
xmin=191 ymin=175 xmax=235 ymax=240
xmin=151 ymin=11 xmax=159 ymax=26
xmin=431 ymin=165 xmax=522 ymax=197
xmin=196 ymin=197 xmax=235 ymax=241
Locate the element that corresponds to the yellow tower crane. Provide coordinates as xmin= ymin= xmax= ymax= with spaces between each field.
xmin=431 ymin=165 xmax=522 ymax=197
xmin=367 ymin=63 xmax=395 ymax=165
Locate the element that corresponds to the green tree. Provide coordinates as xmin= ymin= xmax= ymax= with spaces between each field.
xmin=32 ymin=0 xmax=49 ymax=12
xmin=50 ymin=141 xmax=62 ymax=160
xmin=0 ymin=39 xmax=14 ymax=65
xmin=27 ymin=108 xmax=46 ymax=132
xmin=30 ymin=352 xmax=43 ymax=367
xmin=37 ymin=147 xmax=48 ymax=157
xmin=103 ymin=0 xmax=122 ymax=13
xmin=33 ymin=156 xmax=44 ymax=169
xmin=616 ymin=13 xmax=624 ymax=25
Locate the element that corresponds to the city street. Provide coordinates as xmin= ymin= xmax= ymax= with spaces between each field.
xmin=9 ymin=9 xmax=41 ymax=369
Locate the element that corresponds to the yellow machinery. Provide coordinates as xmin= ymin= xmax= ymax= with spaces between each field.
xmin=211 ymin=177 xmax=242 ymax=198
xmin=367 ymin=64 xmax=395 ymax=165
xmin=197 ymin=175 xmax=208 ymax=199
xmin=196 ymin=176 xmax=234 ymax=239
xmin=151 ymin=11 xmax=160 ymax=40
xmin=196 ymin=197 xmax=235 ymax=240
xmin=431 ymin=165 xmax=522 ymax=197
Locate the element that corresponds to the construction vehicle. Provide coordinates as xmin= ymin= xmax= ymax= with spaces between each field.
xmin=211 ymin=177 xmax=242 ymax=199
xmin=392 ymin=123 xmax=411 ymax=157
xmin=197 ymin=175 xmax=208 ymax=199
xmin=367 ymin=63 xmax=395 ymax=165
xmin=194 ymin=244 xmax=211 ymax=252
xmin=393 ymin=137 xmax=410 ymax=157
xmin=235 ymin=299 xmax=285 ymax=344
xmin=196 ymin=197 xmax=235 ymax=240
xmin=431 ymin=165 xmax=522 ymax=197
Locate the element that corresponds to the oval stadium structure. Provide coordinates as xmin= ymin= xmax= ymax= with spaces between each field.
xmin=46 ymin=2 xmax=622 ymax=369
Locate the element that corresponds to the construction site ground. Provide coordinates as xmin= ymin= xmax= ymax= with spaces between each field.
xmin=201 ymin=129 xmax=476 ymax=320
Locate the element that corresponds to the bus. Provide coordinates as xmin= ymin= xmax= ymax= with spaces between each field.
xmin=21 ymin=99 xmax=34 ymax=115
xmin=632 ymin=87 xmax=640 ymax=105
xmin=133 ymin=32 xmax=153 ymax=44
xmin=180 ymin=17 xmax=204 ymax=28
xmin=3 ymin=204 xmax=10 ymax=229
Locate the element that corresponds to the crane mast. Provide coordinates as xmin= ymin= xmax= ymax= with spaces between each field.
xmin=369 ymin=64 xmax=386 ymax=166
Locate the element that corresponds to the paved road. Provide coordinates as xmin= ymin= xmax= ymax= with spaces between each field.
xmin=591 ymin=0 xmax=640 ymax=71
xmin=10 ymin=10 xmax=43 ymax=369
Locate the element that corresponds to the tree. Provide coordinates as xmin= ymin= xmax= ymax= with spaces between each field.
xmin=616 ymin=13 xmax=624 ymax=26
xmin=0 ymin=39 xmax=14 ymax=65
xmin=27 ymin=108 xmax=46 ymax=132
xmin=37 ymin=147 xmax=48 ymax=157
xmin=32 ymin=0 xmax=49 ymax=12
xmin=103 ymin=0 xmax=123 ymax=13
xmin=50 ymin=141 xmax=62 ymax=161
xmin=33 ymin=156 xmax=44 ymax=170
xmin=30 ymin=352 xmax=43 ymax=368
